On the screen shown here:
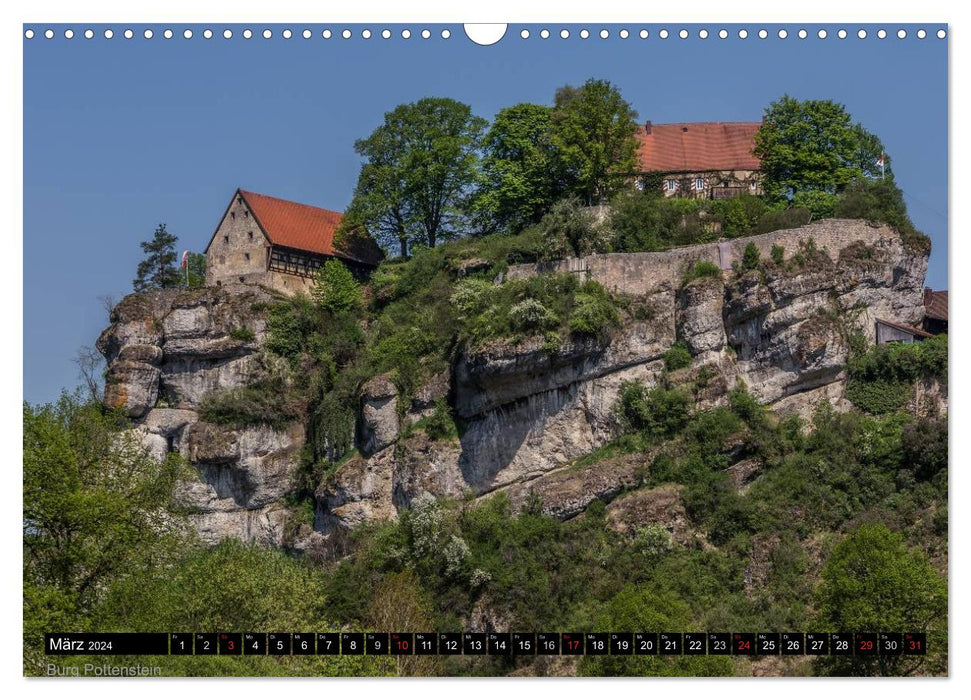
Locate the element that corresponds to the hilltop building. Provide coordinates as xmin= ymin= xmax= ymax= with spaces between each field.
xmin=636 ymin=121 xmax=762 ymax=200
xmin=204 ymin=189 xmax=382 ymax=295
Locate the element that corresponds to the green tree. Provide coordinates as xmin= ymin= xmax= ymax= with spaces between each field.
xmin=90 ymin=540 xmax=389 ymax=676
xmin=753 ymin=96 xmax=887 ymax=214
xmin=185 ymin=251 xmax=207 ymax=287
xmin=815 ymin=524 xmax=947 ymax=676
xmin=133 ymin=223 xmax=181 ymax=291
xmin=476 ymin=103 xmax=565 ymax=232
xmin=551 ymin=78 xmax=640 ymax=204
xmin=741 ymin=242 xmax=761 ymax=270
xmin=344 ymin=98 xmax=487 ymax=258
xmin=23 ymin=392 xmax=188 ymax=672
xmin=311 ymin=259 xmax=363 ymax=313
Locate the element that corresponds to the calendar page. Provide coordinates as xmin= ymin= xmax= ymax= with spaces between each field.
xmin=21 ymin=12 xmax=949 ymax=682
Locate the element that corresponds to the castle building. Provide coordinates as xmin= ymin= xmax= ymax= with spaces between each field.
xmin=636 ymin=121 xmax=762 ymax=200
xmin=204 ymin=189 xmax=382 ymax=295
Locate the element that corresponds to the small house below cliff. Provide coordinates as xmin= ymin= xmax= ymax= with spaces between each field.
xmin=923 ymin=288 xmax=948 ymax=335
xmin=204 ymin=189 xmax=383 ymax=295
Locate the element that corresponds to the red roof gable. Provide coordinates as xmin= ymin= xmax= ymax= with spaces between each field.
xmin=636 ymin=122 xmax=762 ymax=173
xmin=238 ymin=189 xmax=382 ymax=267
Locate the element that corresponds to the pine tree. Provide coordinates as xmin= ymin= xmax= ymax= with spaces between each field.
xmin=133 ymin=223 xmax=181 ymax=292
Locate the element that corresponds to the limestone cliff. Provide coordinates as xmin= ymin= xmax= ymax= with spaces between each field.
xmin=97 ymin=283 xmax=305 ymax=547
xmin=98 ymin=220 xmax=932 ymax=549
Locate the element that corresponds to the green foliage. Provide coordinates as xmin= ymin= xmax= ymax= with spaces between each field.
xmin=551 ymin=78 xmax=641 ymax=203
xmin=509 ymin=297 xmax=558 ymax=332
xmin=133 ymin=223 xmax=181 ymax=292
xmin=836 ymin=178 xmax=931 ymax=253
xmin=608 ymin=190 xmax=716 ymax=253
xmin=23 ymin=392 xmax=189 ymax=673
xmin=754 ymin=95 xmax=885 ymax=202
xmin=715 ymin=194 xmax=773 ymax=236
xmin=741 ymin=242 xmax=761 ymax=270
xmin=771 ymin=244 xmax=785 ymax=265
xmin=185 ymin=251 xmax=207 ymax=288
xmin=814 ymin=524 xmax=946 ymax=676
xmin=343 ymin=97 xmax=488 ymax=256
xmin=198 ymin=372 xmax=301 ymax=430
xmin=89 ymin=540 xmax=388 ymax=676
xmin=683 ymin=260 xmax=722 ymax=284
xmin=569 ymin=281 xmax=621 ymax=337
xmin=425 ymin=399 xmax=458 ymax=441
xmin=615 ymin=383 xmax=692 ymax=438
xmin=901 ymin=417 xmax=948 ymax=482
xmin=535 ymin=197 xmax=605 ymax=259
xmin=663 ymin=342 xmax=693 ymax=371
xmin=579 ymin=587 xmax=735 ymax=676
xmin=793 ymin=189 xmax=839 ymax=219
xmin=751 ymin=207 xmax=812 ymax=234
xmin=229 ymin=325 xmax=255 ymax=341
xmin=452 ymin=272 xmax=619 ymax=347
xmin=312 ymin=259 xmax=363 ymax=313
xmin=846 ymin=334 xmax=947 ymax=414
xmin=476 ymin=103 xmax=565 ymax=232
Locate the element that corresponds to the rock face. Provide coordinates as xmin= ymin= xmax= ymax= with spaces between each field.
xmin=98 ymin=284 xmax=305 ymax=546
xmin=316 ymin=222 xmax=932 ymax=535
xmin=99 ymin=222 xmax=936 ymax=548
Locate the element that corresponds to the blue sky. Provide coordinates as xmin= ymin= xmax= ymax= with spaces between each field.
xmin=23 ymin=24 xmax=948 ymax=404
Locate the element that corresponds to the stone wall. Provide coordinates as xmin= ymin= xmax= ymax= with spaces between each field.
xmin=506 ymin=219 xmax=899 ymax=298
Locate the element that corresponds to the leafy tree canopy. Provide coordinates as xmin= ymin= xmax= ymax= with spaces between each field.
xmin=753 ymin=96 xmax=889 ymax=213
xmin=312 ymin=259 xmax=363 ymax=314
xmin=343 ymin=97 xmax=487 ymax=258
xmin=552 ymin=78 xmax=640 ymax=204
xmin=476 ymin=103 xmax=566 ymax=233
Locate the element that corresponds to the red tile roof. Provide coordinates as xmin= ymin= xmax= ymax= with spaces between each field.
xmin=636 ymin=122 xmax=762 ymax=173
xmin=923 ymin=288 xmax=948 ymax=321
xmin=239 ymin=189 xmax=382 ymax=267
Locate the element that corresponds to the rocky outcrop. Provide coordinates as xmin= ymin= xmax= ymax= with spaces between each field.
xmin=316 ymin=223 xmax=931 ymax=536
xmin=99 ymin=221 xmax=935 ymax=548
xmin=98 ymin=284 xmax=308 ymax=547
xmin=358 ymin=374 xmax=400 ymax=456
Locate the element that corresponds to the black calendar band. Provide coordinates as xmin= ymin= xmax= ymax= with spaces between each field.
xmin=45 ymin=632 xmax=927 ymax=656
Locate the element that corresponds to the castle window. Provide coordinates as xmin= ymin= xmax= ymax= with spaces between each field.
xmin=239 ymin=276 xmax=244 ymax=283
xmin=248 ymin=231 xmax=254 ymax=241
xmin=244 ymin=253 xmax=250 ymax=261
xmin=236 ymin=196 xmax=242 ymax=206
xmin=231 ymin=212 xmax=236 ymax=220
xmin=244 ymin=210 xmax=249 ymax=218
xmin=223 ymin=235 xmax=229 ymax=244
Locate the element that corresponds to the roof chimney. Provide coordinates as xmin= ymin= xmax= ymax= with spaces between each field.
xmin=644 ymin=120 xmax=652 ymax=134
